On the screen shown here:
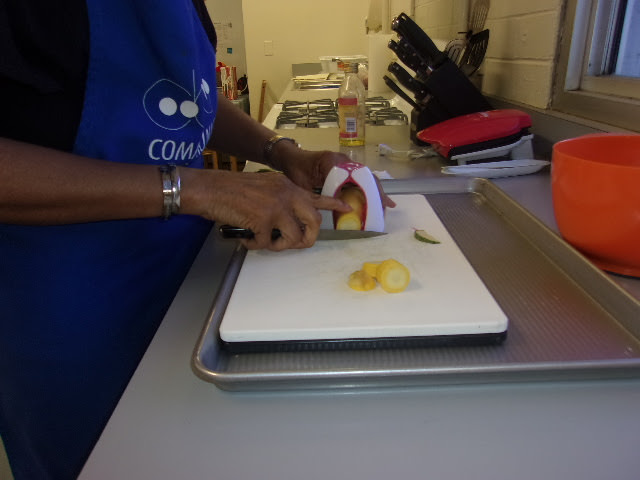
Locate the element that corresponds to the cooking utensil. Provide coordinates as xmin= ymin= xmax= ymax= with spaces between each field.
xmin=458 ymin=29 xmax=489 ymax=76
xmin=217 ymin=194 xmax=507 ymax=353
xmin=552 ymin=133 xmax=640 ymax=277
xmin=195 ymin=180 xmax=640 ymax=390
xmin=467 ymin=0 xmax=490 ymax=37
xmin=417 ymin=109 xmax=533 ymax=165
xmin=218 ymin=225 xmax=387 ymax=241
xmin=444 ymin=38 xmax=466 ymax=65
xmin=320 ymin=163 xmax=385 ymax=232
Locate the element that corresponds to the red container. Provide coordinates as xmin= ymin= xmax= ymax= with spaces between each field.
xmin=552 ymin=133 xmax=640 ymax=277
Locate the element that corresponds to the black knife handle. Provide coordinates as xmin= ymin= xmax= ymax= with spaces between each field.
xmin=383 ymin=75 xmax=419 ymax=109
xmin=219 ymin=225 xmax=281 ymax=241
xmin=388 ymin=39 xmax=419 ymax=71
xmin=388 ymin=62 xmax=428 ymax=99
xmin=388 ymin=38 xmax=432 ymax=80
xmin=391 ymin=12 xmax=448 ymax=68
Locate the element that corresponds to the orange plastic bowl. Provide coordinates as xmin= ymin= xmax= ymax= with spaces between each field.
xmin=552 ymin=133 xmax=640 ymax=277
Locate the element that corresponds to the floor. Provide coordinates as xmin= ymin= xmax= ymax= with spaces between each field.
xmin=0 ymin=437 xmax=14 ymax=480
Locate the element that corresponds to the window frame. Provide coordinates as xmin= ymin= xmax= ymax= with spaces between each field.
xmin=552 ymin=0 xmax=640 ymax=132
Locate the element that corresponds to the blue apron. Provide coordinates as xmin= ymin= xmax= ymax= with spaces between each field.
xmin=0 ymin=1 xmax=216 ymax=478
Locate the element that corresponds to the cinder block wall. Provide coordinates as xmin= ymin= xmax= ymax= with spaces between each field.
xmin=414 ymin=0 xmax=469 ymax=41
xmin=412 ymin=0 xmax=563 ymax=109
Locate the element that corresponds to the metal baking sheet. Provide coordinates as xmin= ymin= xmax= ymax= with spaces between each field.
xmin=192 ymin=178 xmax=640 ymax=391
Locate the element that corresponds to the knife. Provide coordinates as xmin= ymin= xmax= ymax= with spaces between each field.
xmin=218 ymin=225 xmax=387 ymax=241
xmin=391 ymin=13 xmax=449 ymax=69
xmin=383 ymin=75 xmax=419 ymax=109
xmin=387 ymin=62 xmax=429 ymax=102
xmin=387 ymin=38 xmax=432 ymax=81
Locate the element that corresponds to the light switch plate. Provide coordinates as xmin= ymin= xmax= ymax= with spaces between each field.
xmin=263 ymin=40 xmax=273 ymax=56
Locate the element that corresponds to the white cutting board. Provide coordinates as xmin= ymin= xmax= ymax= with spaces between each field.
xmin=219 ymin=195 xmax=507 ymax=343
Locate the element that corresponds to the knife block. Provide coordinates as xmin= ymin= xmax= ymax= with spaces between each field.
xmin=388 ymin=12 xmax=493 ymax=144
xmin=411 ymin=60 xmax=493 ymax=144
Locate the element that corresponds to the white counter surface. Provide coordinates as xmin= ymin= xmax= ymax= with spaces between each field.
xmin=80 ymin=114 xmax=640 ymax=479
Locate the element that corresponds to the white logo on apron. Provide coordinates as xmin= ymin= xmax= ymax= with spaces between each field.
xmin=143 ymin=71 xmax=215 ymax=164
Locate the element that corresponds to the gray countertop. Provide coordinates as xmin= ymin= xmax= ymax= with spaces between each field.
xmin=80 ymin=115 xmax=640 ymax=479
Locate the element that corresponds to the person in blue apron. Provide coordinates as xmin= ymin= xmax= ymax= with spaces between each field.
xmin=0 ymin=1 xmax=393 ymax=479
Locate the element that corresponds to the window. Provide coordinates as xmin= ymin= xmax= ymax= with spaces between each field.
xmin=617 ymin=2 xmax=640 ymax=76
xmin=552 ymin=0 xmax=640 ymax=131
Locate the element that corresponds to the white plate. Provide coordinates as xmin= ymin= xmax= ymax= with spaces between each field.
xmin=442 ymin=159 xmax=550 ymax=178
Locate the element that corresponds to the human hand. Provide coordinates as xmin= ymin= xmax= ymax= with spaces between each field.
xmin=277 ymin=148 xmax=396 ymax=209
xmin=182 ymin=169 xmax=351 ymax=251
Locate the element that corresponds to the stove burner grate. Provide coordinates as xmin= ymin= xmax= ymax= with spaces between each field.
xmin=275 ymin=97 xmax=408 ymax=129
xmin=368 ymin=107 xmax=409 ymax=126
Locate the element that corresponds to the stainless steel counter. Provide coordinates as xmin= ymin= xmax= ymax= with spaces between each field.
xmin=80 ymin=110 xmax=640 ymax=480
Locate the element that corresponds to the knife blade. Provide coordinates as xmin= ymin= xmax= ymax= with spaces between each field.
xmin=218 ymin=225 xmax=387 ymax=241
xmin=316 ymin=229 xmax=387 ymax=241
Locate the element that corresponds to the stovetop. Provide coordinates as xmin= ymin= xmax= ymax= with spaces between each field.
xmin=275 ymin=97 xmax=408 ymax=129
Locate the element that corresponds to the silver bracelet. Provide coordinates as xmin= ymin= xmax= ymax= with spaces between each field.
xmin=263 ymin=134 xmax=297 ymax=163
xmin=159 ymin=165 xmax=181 ymax=220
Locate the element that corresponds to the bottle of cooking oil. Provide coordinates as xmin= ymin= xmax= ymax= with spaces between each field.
xmin=338 ymin=62 xmax=366 ymax=147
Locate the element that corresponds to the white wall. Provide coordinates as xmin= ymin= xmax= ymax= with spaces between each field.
xmin=241 ymin=0 xmax=371 ymax=119
xmin=390 ymin=0 xmax=415 ymax=17
xmin=205 ymin=0 xmax=248 ymax=78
